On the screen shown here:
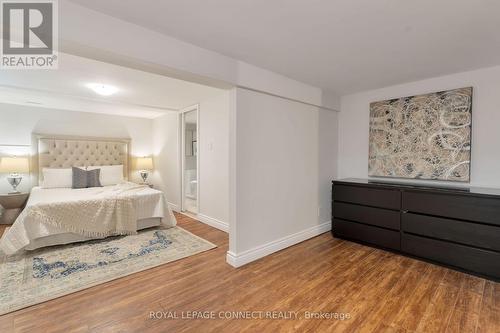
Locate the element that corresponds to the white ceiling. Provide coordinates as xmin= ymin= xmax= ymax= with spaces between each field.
xmin=69 ymin=0 xmax=500 ymax=95
xmin=0 ymin=53 xmax=226 ymax=118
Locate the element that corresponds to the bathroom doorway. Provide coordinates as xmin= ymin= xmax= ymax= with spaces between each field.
xmin=181 ymin=105 xmax=199 ymax=214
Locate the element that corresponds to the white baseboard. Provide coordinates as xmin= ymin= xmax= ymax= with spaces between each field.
xmin=196 ymin=213 xmax=229 ymax=233
xmin=226 ymin=221 xmax=331 ymax=268
xmin=168 ymin=202 xmax=180 ymax=212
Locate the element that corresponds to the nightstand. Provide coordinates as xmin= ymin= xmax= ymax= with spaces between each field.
xmin=0 ymin=192 xmax=29 ymax=224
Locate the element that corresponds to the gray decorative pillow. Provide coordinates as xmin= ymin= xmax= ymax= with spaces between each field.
xmin=72 ymin=167 xmax=88 ymax=189
xmin=86 ymin=168 xmax=102 ymax=188
xmin=72 ymin=167 xmax=102 ymax=189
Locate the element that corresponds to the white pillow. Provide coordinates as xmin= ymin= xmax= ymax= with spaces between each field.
xmin=88 ymin=165 xmax=124 ymax=186
xmin=41 ymin=168 xmax=73 ymax=189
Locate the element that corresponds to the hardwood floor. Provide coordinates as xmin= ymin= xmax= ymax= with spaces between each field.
xmin=0 ymin=213 xmax=498 ymax=332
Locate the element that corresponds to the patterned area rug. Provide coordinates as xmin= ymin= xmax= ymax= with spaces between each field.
xmin=0 ymin=226 xmax=216 ymax=315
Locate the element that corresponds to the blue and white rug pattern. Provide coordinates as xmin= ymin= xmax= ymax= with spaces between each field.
xmin=0 ymin=227 xmax=216 ymax=315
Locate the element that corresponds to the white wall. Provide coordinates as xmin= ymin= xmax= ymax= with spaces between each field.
xmin=227 ymin=88 xmax=338 ymax=266
xmin=199 ymin=91 xmax=230 ymax=226
xmin=152 ymin=91 xmax=230 ymax=228
xmin=0 ymin=103 xmax=154 ymax=193
xmin=152 ymin=112 xmax=181 ymax=210
xmin=318 ymin=108 xmax=339 ymax=220
xmin=339 ymin=66 xmax=500 ymax=188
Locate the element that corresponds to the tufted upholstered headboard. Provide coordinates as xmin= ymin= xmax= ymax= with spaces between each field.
xmin=32 ymin=134 xmax=130 ymax=185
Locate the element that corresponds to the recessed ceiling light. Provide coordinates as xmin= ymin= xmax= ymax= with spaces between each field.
xmin=86 ymin=83 xmax=118 ymax=96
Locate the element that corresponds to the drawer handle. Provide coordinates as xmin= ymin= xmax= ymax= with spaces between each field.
xmin=402 ymin=210 xmax=409 ymax=214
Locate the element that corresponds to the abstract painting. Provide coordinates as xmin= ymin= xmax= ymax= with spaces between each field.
xmin=368 ymin=87 xmax=472 ymax=182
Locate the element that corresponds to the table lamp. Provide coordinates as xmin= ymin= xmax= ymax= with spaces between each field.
xmin=0 ymin=156 xmax=30 ymax=193
xmin=136 ymin=156 xmax=153 ymax=184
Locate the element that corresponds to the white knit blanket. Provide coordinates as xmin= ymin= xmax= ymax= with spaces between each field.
xmin=16 ymin=183 xmax=149 ymax=238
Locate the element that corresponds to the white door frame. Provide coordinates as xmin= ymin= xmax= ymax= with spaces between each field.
xmin=179 ymin=104 xmax=200 ymax=213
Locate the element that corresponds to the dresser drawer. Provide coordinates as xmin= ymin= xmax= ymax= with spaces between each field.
xmin=333 ymin=218 xmax=400 ymax=250
xmin=334 ymin=202 xmax=400 ymax=230
xmin=402 ymin=190 xmax=500 ymax=225
xmin=333 ymin=184 xmax=401 ymax=210
xmin=402 ymin=213 xmax=500 ymax=252
xmin=402 ymin=234 xmax=500 ymax=279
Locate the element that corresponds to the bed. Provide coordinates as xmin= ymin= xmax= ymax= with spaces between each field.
xmin=0 ymin=134 xmax=176 ymax=255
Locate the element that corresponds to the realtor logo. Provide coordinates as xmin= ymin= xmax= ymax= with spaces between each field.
xmin=1 ymin=0 xmax=58 ymax=69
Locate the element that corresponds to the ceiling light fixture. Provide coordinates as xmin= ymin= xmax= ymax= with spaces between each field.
xmin=86 ymin=83 xmax=119 ymax=96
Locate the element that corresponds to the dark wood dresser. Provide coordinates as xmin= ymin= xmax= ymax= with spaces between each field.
xmin=332 ymin=178 xmax=500 ymax=281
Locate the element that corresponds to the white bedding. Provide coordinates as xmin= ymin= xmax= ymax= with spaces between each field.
xmin=0 ymin=183 xmax=176 ymax=255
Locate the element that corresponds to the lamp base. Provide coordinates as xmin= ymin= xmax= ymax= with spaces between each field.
xmin=139 ymin=170 xmax=149 ymax=183
xmin=7 ymin=174 xmax=22 ymax=193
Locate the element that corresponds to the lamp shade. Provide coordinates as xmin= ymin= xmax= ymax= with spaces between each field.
xmin=0 ymin=157 xmax=29 ymax=173
xmin=136 ymin=156 xmax=153 ymax=170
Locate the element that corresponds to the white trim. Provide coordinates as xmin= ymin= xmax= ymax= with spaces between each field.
xmin=228 ymin=88 xmax=238 ymax=254
xmin=180 ymin=109 xmax=186 ymax=212
xmin=168 ymin=202 xmax=180 ymax=212
xmin=179 ymin=104 xmax=199 ymax=213
xmin=197 ymin=214 xmax=229 ymax=233
xmin=226 ymin=221 xmax=331 ymax=267
xmin=179 ymin=211 xmax=229 ymax=233
xmin=196 ymin=105 xmax=200 ymax=214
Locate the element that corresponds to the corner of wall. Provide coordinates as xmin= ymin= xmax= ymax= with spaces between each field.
xmin=321 ymin=89 xmax=341 ymax=111
xmin=225 ymin=221 xmax=331 ymax=268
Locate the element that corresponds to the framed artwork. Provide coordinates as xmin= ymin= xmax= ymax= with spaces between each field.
xmin=368 ymin=87 xmax=472 ymax=182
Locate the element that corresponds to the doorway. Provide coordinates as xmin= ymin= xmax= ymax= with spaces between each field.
xmin=181 ymin=105 xmax=199 ymax=214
